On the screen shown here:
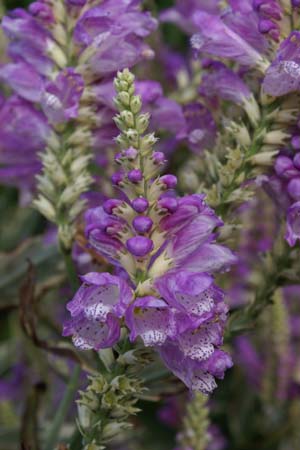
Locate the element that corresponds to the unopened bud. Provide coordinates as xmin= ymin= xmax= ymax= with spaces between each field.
xmin=251 ymin=150 xmax=279 ymax=166
xmin=130 ymin=95 xmax=142 ymax=114
xmin=118 ymin=91 xmax=130 ymax=106
xmin=121 ymin=110 xmax=135 ymax=128
xmin=33 ymin=195 xmax=56 ymax=222
xmin=264 ymin=129 xmax=290 ymax=145
xmin=136 ymin=113 xmax=150 ymax=133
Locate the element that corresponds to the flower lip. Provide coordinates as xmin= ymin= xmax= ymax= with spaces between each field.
xmin=126 ymin=236 xmax=154 ymax=257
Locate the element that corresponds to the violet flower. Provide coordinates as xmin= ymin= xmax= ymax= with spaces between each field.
xmin=63 ymin=69 xmax=236 ymax=394
xmin=263 ymin=31 xmax=300 ymax=96
xmin=0 ymin=0 xmax=157 ymax=205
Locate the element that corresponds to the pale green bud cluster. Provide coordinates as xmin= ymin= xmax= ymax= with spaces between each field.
xmin=114 ymin=69 xmax=158 ymax=155
xmin=261 ymin=289 xmax=291 ymax=406
xmin=33 ymin=1 xmax=98 ymax=250
xmin=177 ymin=392 xmax=210 ymax=450
xmin=34 ymin=127 xmax=93 ymax=249
xmin=77 ymin=345 xmax=151 ymax=449
xmin=185 ymin=93 xmax=299 ymax=221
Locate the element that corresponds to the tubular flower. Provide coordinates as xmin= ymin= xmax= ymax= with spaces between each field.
xmin=0 ymin=0 xmax=157 ymax=247
xmin=63 ymin=69 xmax=236 ymax=394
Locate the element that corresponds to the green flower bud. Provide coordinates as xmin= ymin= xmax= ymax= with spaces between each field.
xmin=130 ymin=95 xmax=142 ymax=114
xmin=120 ymin=110 xmax=135 ymax=128
xmin=136 ymin=113 xmax=150 ymax=134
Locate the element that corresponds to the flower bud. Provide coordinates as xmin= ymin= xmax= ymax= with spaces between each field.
xmin=292 ymin=135 xmax=300 ymax=150
xmin=288 ymin=177 xmax=300 ymax=200
xmin=153 ymin=152 xmax=166 ymax=165
xmin=141 ymin=133 xmax=158 ymax=151
xmin=158 ymin=196 xmax=178 ymax=212
xmin=103 ymin=199 xmax=123 ymax=214
xmin=293 ymin=153 xmax=300 ymax=170
xmin=132 ymin=216 xmax=153 ymax=233
xmin=118 ymin=91 xmax=130 ymax=106
xmin=264 ymin=130 xmax=290 ymax=146
xmin=274 ymin=156 xmax=297 ymax=178
xmin=114 ymin=152 xmax=123 ymax=163
xmin=126 ymin=236 xmax=154 ymax=257
xmin=125 ymin=129 xmax=139 ymax=145
xmin=160 ymin=174 xmax=177 ymax=189
xmin=128 ymin=169 xmax=143 ymax=183
xmin=130 ymin=95 xmax=142 ymax=114
xmin=124 ymin=147 xmax=138 ymax=160
xmin=136 ymin=113 xmax=150 ymax=133
xmin=121 ymin=110 xmax=135 ymax=128
xmin=111 ymin=171 xmax=125 ymax=186
xmin=131 ymin=197 xmax=149 ymax=213
xmin=120 ymin=68 xmax=135 ymax=84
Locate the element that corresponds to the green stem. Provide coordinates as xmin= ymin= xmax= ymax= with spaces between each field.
xmin=216 ymin=101 xmax=279 ymax=219
xmin=60 ymin=244 xmax=80 ymax=292
xmin=226 ymin=243 xmax=290 ymax=340
xmin=44 ymin=365 xmax=81 ymax=450
xmin=69 ymin=429 xmax=83 ymax=450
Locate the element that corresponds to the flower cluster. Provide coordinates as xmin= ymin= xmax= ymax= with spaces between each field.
xmin=0 ymin=0 xmax=157 ymax=247
xmin=63 ymin=69 xmax=235 ymax=394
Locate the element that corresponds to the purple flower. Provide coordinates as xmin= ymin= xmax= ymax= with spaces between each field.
xmin=155 ymin=270 xmax=222 ymax=320
xmin=200 ymin=64 xmax=251 ymax=106
xmin=63 ymin=312 xmax=121 ymax=350
xmin=286 ymin=202 xmax=300 ymax=246
xmin=0 ymin=62 xmax=43 ymax=102
xmin=263 ymin=32 xmax=300 ymax=96
xmin=63 ymin=272 xmax=133 ymax=350
xmin=2 ymin=9 xmax=53 ymax=76
xmin=0 ymin=96 xmax=49 ymax=195
xmin=63 ymin=69 xmax=235 ymax=393
xmin=191 ymin=11 xmax=266 ymax=69
xmin=74 ymin=1 xmax=157 ymax=45
xmin=85 ymin=206 xmax=125 ymax=265
xmin=66 ymin=272 xmax=133 ymax=320
xmin=159 ymin=341 xmax=232 ymax=394
xmin=223 ymin=1 xmax=268 ymax=51
xmin=182 ymin=103 xmax=217 ymax=154
xmin=125 ymin=296 xmax=177 ymax=346
xmin=41 ymin=69 xmax=84 ymax=124
xmin=160 ymin=0 xmax=220 ymax=35
xmin=74 ymin=1 xmax=157 ymax=76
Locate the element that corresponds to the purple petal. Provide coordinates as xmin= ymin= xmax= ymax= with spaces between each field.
xmin=191 ymin=12 xmax=264 ymax=68
xmin=159 ymin=341 xmax=218 ymax=393
xmin=200 ymin=64 xmax=251 ymax=105
xmin=285 ymin=201 xmax=300 ymax=246
xmin=183 ymin=103 xmax=217 ymax=154
xmin=0 ymin=62 xmax=43 ymax=102
xmin=263 ymin=31 xmax=300 ymax=96
xmin=125 ymin=296 xmax=176 ymax=346
xmin=156 ymin=270 xmax=220 ymax=319
xmin=63 ymin=313 xmax=120 ymax=350
xmin=41 ymin=68 xmax=84 ymax=124
xmin=66 ymin=272 xmax=133 ymax=320
xmin=178 ymin=323 xmax=223 ymax=361
xmin=179 ymin=243 xmax=237 ymax=273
